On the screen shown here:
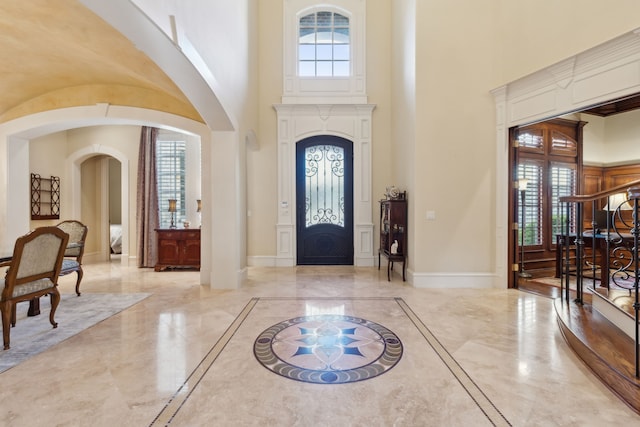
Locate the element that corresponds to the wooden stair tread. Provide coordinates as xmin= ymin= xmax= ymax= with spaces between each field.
xmin=554 ymin=298 xmax=637 ymax=378
xmin=553 ymin=297 xmax=640 ymax=413
xmin=593 ymin=287 xmax=637 ymax=318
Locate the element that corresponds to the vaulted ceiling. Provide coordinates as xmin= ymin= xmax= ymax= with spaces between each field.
xmin=3 ymin=1 xmax=637 ymax=130
xmin=0 ymin=0 xmax=202 ymax=124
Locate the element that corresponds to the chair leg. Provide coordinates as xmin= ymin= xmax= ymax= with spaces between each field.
xmin=1 ymin=301 xmax=11 ymax=350
xmin=49 ymin=289 xmax=60 ymax=329
xmin=75 ymin=268 xmax=83 ymax=296
xmin=10 ymin=302 xmax=16 ymax=327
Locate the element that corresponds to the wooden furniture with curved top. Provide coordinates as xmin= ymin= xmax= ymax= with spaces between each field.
xmin=56 ymin=220 xmax=88 ymax=296
xmin=0 ymin=226 xmax=69 ymax=350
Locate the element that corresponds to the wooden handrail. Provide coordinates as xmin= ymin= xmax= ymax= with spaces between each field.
xmin=560 ymin=178 xmax=640 ymax=203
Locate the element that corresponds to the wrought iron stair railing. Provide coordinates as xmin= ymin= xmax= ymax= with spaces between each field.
xmin=559 ymin=179 xmax=640 ymax=378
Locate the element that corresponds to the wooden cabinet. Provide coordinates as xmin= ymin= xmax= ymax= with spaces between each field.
xmin=378 ymin=195 xmax=407 ymax=281
xmin=155 ymin=229 xmax=201 ymax=271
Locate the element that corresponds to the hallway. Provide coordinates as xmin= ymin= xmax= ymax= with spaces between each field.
xmin=0 ymin=263 xmax=637 ymax=426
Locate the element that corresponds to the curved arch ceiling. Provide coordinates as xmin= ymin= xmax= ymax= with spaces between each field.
xmin=0 ymin=0 xmax=203 ymax=124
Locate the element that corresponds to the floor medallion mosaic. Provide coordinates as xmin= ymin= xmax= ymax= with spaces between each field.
xmin=253 ymin=314 xmax=403 ymax=384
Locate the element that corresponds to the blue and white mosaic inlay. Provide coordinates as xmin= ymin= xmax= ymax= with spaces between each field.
xmin=254 ymin=314 xmax=403 ymax=384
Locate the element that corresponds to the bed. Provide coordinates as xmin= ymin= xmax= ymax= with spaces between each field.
xmin=110 ymin=224 xmax=122 ymax=254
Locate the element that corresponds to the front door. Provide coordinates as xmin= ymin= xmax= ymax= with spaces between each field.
xmin=296 ymin=136 xmax=353 ymax=265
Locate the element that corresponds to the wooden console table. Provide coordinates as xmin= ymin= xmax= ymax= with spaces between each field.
xmin=155 ymin=229 xmax=201 ymax=271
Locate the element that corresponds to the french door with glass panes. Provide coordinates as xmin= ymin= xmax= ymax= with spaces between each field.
xmin=516 ymin=119 xmax=584 ymax=277
xmin=296 ymin=135 xmax=353 ymax=265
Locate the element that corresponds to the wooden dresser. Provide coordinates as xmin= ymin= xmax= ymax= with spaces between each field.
xmin=155 ymin=229 xmax=201 ymax=271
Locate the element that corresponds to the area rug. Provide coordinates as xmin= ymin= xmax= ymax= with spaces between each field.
xmin=0 ymin=292 xmax=150 ymax=373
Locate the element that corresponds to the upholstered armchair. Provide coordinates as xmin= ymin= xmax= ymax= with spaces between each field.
xmin=0 ymin=226 xmax=69 ymax=350
xmin=56 ymin=220 xmax=88 ymax=296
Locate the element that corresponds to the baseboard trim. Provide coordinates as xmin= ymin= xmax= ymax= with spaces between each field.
xmin=412 ymin=272 xmax=498 ymax=288
xmin=247 ymin=256 xmax=277 ymax=267
xmin=247 ymin=256 xmax=376 ymax=267
xmin=244 ymin=260 xmax=500 ymax=288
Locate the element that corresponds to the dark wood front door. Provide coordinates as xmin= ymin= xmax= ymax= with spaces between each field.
xmin=296 ymin=136 xmax=353 ymax=265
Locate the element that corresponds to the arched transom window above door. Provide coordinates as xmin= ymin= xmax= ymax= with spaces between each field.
xmin=299 ymin=11 xmax=350 ymax=77
xmin=283 ymin=0 xmax=367 ymax=104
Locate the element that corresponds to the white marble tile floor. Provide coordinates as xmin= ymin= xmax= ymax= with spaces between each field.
xmin=0 ymin=262 xmax=638 ymax=426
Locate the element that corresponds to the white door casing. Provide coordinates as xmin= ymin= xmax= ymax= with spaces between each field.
xmin=274 ymin=104 xmax=375 ymax=266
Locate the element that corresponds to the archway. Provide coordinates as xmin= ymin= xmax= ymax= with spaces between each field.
xmin=68 ymin=146 xmax=129 ymax=264
xmin=0 ymin=105 xmax=211 ymax=278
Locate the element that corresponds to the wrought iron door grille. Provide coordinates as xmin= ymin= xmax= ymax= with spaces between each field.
xmin=304 ymin=144 xmax=345 ymax=227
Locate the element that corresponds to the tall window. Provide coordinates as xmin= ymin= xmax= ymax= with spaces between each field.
xmin=156 ymin=138 xmax=186 ymax=228
xmin=550 ymin=163 xmax=577 ymax=237
xmin=517 ymin=161 xmax=576 ymax=245
xmin=517 ymin=161 xmax=543 ymax=245
xmin=284 ymin=1 xmax=365 ymax=102
xmin=516 ymin=119 xmax=583 ymax=276
xmin=298 ymin=11 xmax=350 ymax=77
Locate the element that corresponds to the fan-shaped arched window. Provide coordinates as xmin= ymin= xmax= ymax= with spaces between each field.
xmin=298 ymin=11 xmax=350 ymax=77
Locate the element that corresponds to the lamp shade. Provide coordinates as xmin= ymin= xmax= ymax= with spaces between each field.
xmin=168 ymin=199 xmax=177 ymax=212
xmin=518 ymin=178 xmax=528 ymax=192
xmin=603 ymin=193 xmax=632 ymax=211
xmin=197 ymin=199 xmax=202 ymax=212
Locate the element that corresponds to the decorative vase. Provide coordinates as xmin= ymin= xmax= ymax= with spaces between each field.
xmin=386 ymin=186 xmax=400 ymax=199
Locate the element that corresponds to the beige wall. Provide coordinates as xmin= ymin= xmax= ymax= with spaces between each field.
xmin=494 ymin=1 xmax=640 ymax=87
xmin=404 ymin=1 xmax=640 ymax=278
xmin=580 ymin=109 xmax=640 ymax=167
xmin=410 ymin=1 xmax=498 ymax=274
xmin=29 ymin=132 xmax=67 ymax=229
xmin=251 ymin=1 xmax=282 ymax=258
xmin=368 ymin=0 xmax=394 ymax=233
xmin=594 ymin=110 xmax=640 ymax=164
xmin=390 ymin=0 xmax=415 ymax=267
xmin=21 ymin=1 xmax=640 ymax=285
xmin=28 ymin=126 xmax=140 ymax=260
xmin=581 ymin=113 xmax=608 ymax=165
xmin=109 ymin=159 xmax=122 ymax=224
xmin=250 ymin=0 xmax=640 ymax=280
xmin=80 ymin=156 xmax=101 ymax=255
